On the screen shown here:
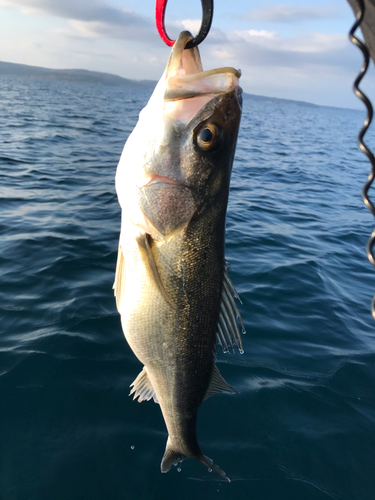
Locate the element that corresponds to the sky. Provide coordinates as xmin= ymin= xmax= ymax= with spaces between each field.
xmin=0 ymin=0 xmax=374 ymax=108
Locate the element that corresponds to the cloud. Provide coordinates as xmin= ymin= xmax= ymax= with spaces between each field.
xmin=197 ymin=28 xmax=351 ymax=70
xmin=0 ymin=0 xmax=353 ymax=74
xmin=196 ymin=27 xmax=362 ymax=106
xmin=0 ymin=0 xmax=156 ymax=42
xmin=196 ymin=28 xmax=365 ymax=107
xmin=1 ymin=0 xmax=140 ymax=23
xmin=180 ymin=19 xmax=202 ymax=35
xmin=66 ymin=18 xmax=159 ymax=44
xmin=245 ymin=5 xmax=338 ymax=24
xmin=0 ymin=0 xmax=365 ymax=108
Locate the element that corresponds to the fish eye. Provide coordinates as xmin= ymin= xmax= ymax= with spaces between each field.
xmin=196 ymin=124 xmax=219 ymax=151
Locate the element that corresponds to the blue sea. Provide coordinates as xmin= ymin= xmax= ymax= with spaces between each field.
xmin=1 ymin=74 xmax=375 ymax=500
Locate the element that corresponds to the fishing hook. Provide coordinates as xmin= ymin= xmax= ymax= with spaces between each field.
xmin=155 ymin=0 xmax=213 ymax=48
xmin=349 ymin=0 xmax=375 ymax=317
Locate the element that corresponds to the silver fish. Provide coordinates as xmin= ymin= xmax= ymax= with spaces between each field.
xmin=114 ymin=31 xmax=244 ymax=482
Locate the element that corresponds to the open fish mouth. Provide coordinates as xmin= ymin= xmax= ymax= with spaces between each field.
xmin=164 ymin=31 xmax=240 ymax=100
xmin=162 ymin=31 xmax=241 ymax=123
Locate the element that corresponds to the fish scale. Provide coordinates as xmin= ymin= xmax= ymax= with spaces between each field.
xmin=114 ymin=30 xmax=244 ymax=482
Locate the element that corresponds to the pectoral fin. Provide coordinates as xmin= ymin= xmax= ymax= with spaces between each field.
xmin=137 ymin=233 xmax=174 ymax=308
xmin=216 ymin=266 xmax=245 ymax=354
xmin=129 ymin=366 xmax=159 ymax=404
xmin=113 ymin=242 xmax=125 ymax=312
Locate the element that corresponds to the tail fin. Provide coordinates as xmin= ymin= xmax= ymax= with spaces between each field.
xmin=160 ymin=439 xmax=231 ymax=482
xmin=200 ymin=455 xmax=231 ymax=483
xmin=161 ymin=440 xmax=187 ymax=472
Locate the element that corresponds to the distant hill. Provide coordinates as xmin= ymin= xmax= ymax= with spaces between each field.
xmin=243 ymin=92 xmax=318 ymax=109
xmin=0 ymin=60 xmax=157 ymax=89
xmin=0 ymin=60 xmax=359 ymax=111
xmin=242 ymin=92 xmax=361 ymax=112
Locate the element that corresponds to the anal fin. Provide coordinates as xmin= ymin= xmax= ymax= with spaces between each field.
xmin=129 ymin=366 xmax=159 ymax=404
xmin=204 ymin=364 xmax=236 ymax=401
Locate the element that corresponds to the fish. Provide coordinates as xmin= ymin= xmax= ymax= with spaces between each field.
xmin=114 ymin=30 xmax=244 ymax=482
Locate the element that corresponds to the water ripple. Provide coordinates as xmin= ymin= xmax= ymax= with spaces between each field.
xmin=1 ymin=76 xmax=375 ymax=500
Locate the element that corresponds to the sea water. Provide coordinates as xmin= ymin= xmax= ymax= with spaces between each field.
xmin=1 ymin=75 xmax=375 ymax=500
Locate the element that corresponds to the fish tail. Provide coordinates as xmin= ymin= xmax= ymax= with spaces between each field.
xmin=160 ymin=439 xmax=187 ymax=472
xmin=199 ymin=454 xmax=231 ymax=483
xmin=161 ymin=438 xmax=231 ymax=482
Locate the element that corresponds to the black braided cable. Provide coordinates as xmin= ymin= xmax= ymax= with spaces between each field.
xmin=349 ymin=0 xmax=375 ymax=317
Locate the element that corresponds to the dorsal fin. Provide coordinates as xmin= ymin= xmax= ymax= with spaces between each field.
xmin=204 ymin=364 xmax=236 ymax=401
xmin=129 ymin=366 xmax=159 ymax=404
xmin=113 ymin=243 xmax=125 ymax=312
xmin=216 ymin=266 xmax=245 ymax=354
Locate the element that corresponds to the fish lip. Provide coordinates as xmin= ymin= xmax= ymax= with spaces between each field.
xmin=163 ymin=31 xmax=241 ymax=108
xmin=165 ymin=31 xmax=201 ymax=79
xmin=165 ymin=30 xmax=241 ymax=82
xmin=138 ymin=174 xmax=188 ymax=189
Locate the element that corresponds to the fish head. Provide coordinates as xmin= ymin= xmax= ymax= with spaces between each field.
xmin=116 ymin=31 xmax=242 ymax=237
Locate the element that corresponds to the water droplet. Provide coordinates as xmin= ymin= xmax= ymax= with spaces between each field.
xmin=208 ymin=468 xmax=212 ymax=473
xmin=130 ymin=445 xmax=135 ymax=450
xmin=177 ymin=468 xmax=181 ymax=472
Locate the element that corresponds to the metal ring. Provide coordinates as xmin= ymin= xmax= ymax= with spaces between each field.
xmin=155 ymin=0 xmax=213 ymax=48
